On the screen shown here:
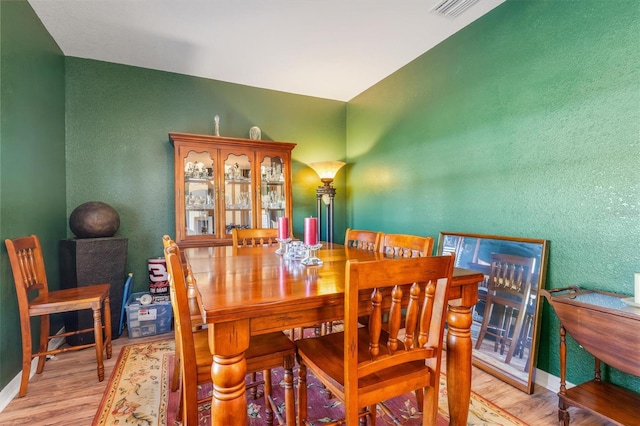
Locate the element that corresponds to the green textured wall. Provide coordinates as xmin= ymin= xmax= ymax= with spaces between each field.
xmin=347 ymin=0 xmax=639 ymax=390
xmin=2 ymin=0 xmax=638 ymax=401
xmin=0 ymin=1 xmax=66 ymax=390
xmin=65 ymin=59 xmax=346 ymax=290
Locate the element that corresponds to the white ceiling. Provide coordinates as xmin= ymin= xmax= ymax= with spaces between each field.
xmin=28 ymin=0 xmax=505 ymax=101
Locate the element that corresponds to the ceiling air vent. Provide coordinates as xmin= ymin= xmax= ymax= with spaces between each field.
xmin=430 ymin=0 xmax=479 ymax=18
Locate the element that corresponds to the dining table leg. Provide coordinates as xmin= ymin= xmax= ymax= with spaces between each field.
xmin=208 ymin=319 xmax=250 ymax=425
xmin=446 ymin=304 xmax=473 ymax=426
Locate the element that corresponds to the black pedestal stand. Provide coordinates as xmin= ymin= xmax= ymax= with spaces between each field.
xmin=59 ymin=237 xmax=128 ymax=345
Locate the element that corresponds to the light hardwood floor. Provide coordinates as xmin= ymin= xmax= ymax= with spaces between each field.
xmin=0 ymin=330 xmax=613 ymax=426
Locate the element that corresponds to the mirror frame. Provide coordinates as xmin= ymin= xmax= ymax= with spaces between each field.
xmin=437 ymin=232 xmax=549 ymax=394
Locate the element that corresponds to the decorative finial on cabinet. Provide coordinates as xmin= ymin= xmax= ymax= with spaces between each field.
xmin=214 ymin=115 xmax=220 ymax=136
xmin=249 ymin=126 xmax=261 ymax=140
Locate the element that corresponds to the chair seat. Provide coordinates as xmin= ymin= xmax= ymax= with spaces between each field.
xmin=28 ymin=284 xmax=110 ymax=315
xmin=192 ymin=329 xmax=296 ymax=382
xmin=246 ymin=332 xmax=297 ymax=373
xmin=297 ymin=328 xmax=433 ymax=404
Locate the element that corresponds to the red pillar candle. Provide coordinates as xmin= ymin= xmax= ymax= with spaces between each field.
xmin=303 ymin=217 xmax=318 ymax=245
xmin=277 ymin=217 xmax=289 ymax=240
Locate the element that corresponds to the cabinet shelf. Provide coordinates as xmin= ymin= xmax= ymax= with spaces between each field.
xmin=185 ymin=177 xmax=214 ymax=182
xmin=186 ymin=205 xmax=215 ymax=210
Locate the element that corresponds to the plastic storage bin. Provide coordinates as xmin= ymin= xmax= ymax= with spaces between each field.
xmin=125 ymin=292 xmax=173 ymax=338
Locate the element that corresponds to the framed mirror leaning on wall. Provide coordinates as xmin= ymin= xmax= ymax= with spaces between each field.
xmin=437 ymin=232 xmax=549 ymax=394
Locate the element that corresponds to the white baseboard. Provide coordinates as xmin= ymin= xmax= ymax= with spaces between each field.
xmin=534 ymin=368 xmax=575 ymax=394
xmin=535 ymin=368 xmax=560 ymax=393
xmin=0 ymin=328 xmax=66 ymax=413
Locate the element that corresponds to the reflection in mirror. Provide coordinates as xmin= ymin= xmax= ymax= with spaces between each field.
xmin=438 ymin=232 xmax=549 ymax=394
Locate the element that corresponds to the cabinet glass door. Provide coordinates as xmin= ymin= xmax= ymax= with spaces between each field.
xmin=184 ymin=151 xmax=215 ymax=237
xmin=260 ymin=155 xmax=286 ymax=229
xmin=223 ymin=152 xmax=252 ymax=236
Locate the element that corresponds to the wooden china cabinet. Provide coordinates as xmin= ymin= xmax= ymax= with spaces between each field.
xmin=169 ymin=132 xmax=296 ymax=247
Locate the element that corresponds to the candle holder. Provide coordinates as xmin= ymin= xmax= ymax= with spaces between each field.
xmin=301 ymin=243 xmax=323 ymax=266
xmin=284 ymin=241 xmax=306 ymax=261
xmin=275 ymin=237 xmax=292 ymax=255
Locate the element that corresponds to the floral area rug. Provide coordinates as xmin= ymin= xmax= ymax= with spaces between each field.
xmin=93 ymin=339 xmax=529 ymax=426
xmin=92 ymin=339 xmax=174 ymax=425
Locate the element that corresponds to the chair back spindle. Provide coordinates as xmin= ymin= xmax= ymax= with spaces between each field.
xmin=14 ymin=242 xmax=47 ymax=295
xmin=379 ymin=233 xmax=434 ymax=258
xmin=345 ymin=228 xmax=382 ymax=252
xmin=232 ymin=228 xmax=279 ymax=247
xmin=348 ymin=256 xmax=452 ymax=380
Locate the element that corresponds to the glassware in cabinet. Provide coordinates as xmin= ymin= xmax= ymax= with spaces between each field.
xmin=259 ymin=155 xmax=287 ymax=229
xmin=223 ymin=152 xmax=253 ymax=237
xmin=183 ymin=150 xmax=216 ymax=237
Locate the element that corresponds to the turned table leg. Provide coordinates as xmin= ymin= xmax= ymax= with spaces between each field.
xmin=208 ymin=320 xmax=250 ymax=425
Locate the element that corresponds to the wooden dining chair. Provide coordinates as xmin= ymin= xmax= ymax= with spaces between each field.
xmin=165 ymin=245 xmax=296 ymax=426
xmin=230 ymin=227 xmax=310 ymax=341
xmin=296 ymin=255 xmax=455 ymax=425
xmin=339 ymin=228 xmax=383 ymax=335
xmin=162 ymin=235 xmax=201 ymax=325
xmin=378 ymin=233 xmax=433 ymax=258
xmin=229 ymin=227 xmax=293 ymax=398
xmin=5 ymin=234 xmax=112 ymax=397
xmin=377 ymin=232 xmax=435 ymax=410
xmin=163 ymin=235 xmax=202 ymax=393
xmin=290 ymin=229 xmax=382 ymax=341
xmin=232 ymin=227 xmax=279 ymax=247
xmin=474 ymin=253 xmax=536 ymax=365
xmin=345 ymin=228 xmax=382 ymax=251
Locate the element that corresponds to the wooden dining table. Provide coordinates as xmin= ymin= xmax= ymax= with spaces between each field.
xmin=185 ymin=243 xmax=484 ymax=425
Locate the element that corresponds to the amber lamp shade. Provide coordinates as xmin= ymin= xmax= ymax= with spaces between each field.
xmin=309 ymin=161 xmax=346 ymax=186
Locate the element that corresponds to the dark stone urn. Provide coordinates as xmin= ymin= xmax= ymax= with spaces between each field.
xmin=69 ymin=201 xmax=120 ymax=239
